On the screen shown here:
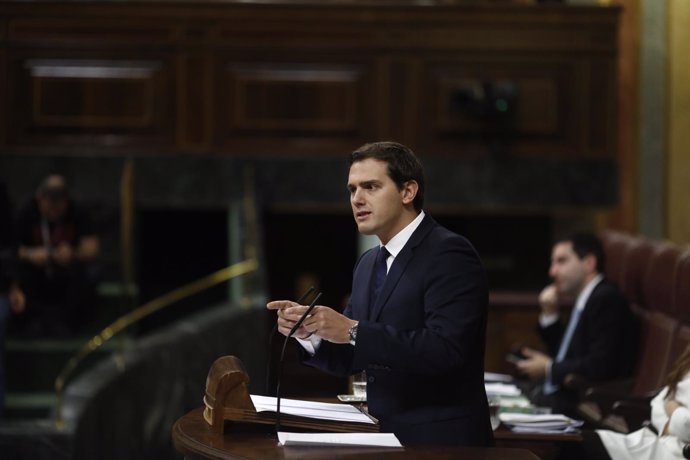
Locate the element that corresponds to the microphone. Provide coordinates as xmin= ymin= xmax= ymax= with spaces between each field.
xmin=275 ymin=290 xmax=323 ymax=433
xmin=265 ymin=286 xmax=316 ymax=394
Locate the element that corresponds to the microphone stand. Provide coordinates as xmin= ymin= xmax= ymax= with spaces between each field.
xmin=265 ymin=286 xmax=315 ymax=395
xmin=275 ymin=291 xmax=322 ymax=433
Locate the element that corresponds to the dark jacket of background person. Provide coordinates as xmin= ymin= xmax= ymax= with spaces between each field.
xmin=538 ymin=279 xmax=639 ymax=386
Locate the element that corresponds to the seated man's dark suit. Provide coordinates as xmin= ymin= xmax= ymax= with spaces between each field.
xmin=305 ymin=214 xmax=493 ymax=446
xmin=538 ymin=279 xmax=639 ymax=412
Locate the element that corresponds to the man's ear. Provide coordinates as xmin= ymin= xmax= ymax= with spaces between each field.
xmin=583 ymin=254 xmax=597 ymax=274
xmin=401 ymin=180 xmax=418 ymax=205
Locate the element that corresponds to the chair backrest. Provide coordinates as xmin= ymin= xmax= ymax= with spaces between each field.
xmin=600 ymin=230 xmax=633 ymax=289
xmin=643 ymin=242 xmax=683 ymax=316
xmin=676 ymin=250 xmax=690 ymax=325
xmin=621 ymin=238 xmax=656 ymax=312
xmin=667 ymin=324 xmax=690 ymax=376
xmin=664 ymin=250 xmax=690 ymax=377
xmin=632 ymin=311 xmax=677 ymax=395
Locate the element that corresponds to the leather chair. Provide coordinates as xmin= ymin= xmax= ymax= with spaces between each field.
xmin=568 ymin=311 xmax=676 ymax=430
xmin=675 ymin=250 xmax=690 ymax=325
xmin=667 ymin=250 xmax=690 ymax=375
xmin=620 ymin=238 xmax=656 ymax=314
xmin=643 ymin=242 xmax=683 ymax=316
xmin=599 ymin=230 xmax=633 ymax=289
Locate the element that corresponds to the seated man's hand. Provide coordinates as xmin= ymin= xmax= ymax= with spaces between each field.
xmin=515 ymin=347 xmax=552 ymax=380
xmin=538 ymin=284 xmax=559 ymax=315
xmin=22 ymin=246 xmax=49 ymax=267
xmin=52 ymin=243 xmax=74 ymax=265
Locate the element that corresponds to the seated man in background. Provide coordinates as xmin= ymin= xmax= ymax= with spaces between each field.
xmin=515 ymin=232 xmax=638 ymax=415
xmin=14 ymin=174 xmax=100 ymax=337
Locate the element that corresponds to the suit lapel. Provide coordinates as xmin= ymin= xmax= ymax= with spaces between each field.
xmin=368 ymin=215 xmax=436 ymax=321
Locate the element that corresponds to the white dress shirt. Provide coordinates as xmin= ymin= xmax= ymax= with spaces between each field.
xmin=296 ymin=211 xmax=426 ymax=355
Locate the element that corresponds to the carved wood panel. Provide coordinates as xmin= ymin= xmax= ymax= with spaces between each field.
xmin=215 ymin=56 xmax=379 ymax=155
xmin=8 ymin=54 xmax=175 ymax=148
xmin=419 ymin=57 xmax=595 ymax=157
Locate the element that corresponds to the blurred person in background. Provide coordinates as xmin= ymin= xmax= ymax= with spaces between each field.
xmin=14 ymin=174 xmax=99 ymax=337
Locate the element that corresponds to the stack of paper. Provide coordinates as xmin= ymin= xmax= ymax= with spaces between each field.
xmin=484 ymin=372 xmax=514 ymax=383
xmin=499 ymin=413 xmax=584 ymax=433
xmin=250 ymin=395 xmax=375 ymax=424
xmin=485 ymin=382 xmax=522 ymax=397
xmin=278 ymin=432 xmax=402 ymax=447
xmin=493 ymin=395 xmax=533 ymax=410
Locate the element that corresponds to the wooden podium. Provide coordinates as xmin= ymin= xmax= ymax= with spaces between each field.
xmin=173 ymin=407 xmax=542 ymax=460
xmin=202 ymin=355 xmax=378 ymax=434
xmin=170 ymin=355 xmax=544 ymax=459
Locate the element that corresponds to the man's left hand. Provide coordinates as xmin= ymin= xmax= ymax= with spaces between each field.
xmin=300 ymin=306 xmax=356 ymax=344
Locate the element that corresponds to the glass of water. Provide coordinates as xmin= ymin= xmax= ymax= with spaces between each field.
xmin=488 ymin=397 xmax=501 ymax=430
xmin=352 ymin=371 xmax=367 ymax=399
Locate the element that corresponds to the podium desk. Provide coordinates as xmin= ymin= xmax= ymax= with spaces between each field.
xmin=173 ymin=408 xmax=542 ymax=460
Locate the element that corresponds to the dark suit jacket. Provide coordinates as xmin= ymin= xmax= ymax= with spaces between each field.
xmin=305 ymin=214 xmax=493 ymax=446
xmin=539 ymin=279 xmax=639 ymax=386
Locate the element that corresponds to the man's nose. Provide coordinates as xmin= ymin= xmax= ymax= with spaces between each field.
xmin=548 ymin=265 xmax=558 ymax=279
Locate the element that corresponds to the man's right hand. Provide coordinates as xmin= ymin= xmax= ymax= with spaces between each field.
xmin=267 ymin=300 xmax=313 ymax=339
xmin=538 ymin=283 xmax=559 ymax=315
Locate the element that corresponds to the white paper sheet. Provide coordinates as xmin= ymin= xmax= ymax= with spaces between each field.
xmin=484 ymin=372 xmax=514 ymax=383
xmin=485 ymin=382 xmax=522 ymax=396
xmin=250 ymin=395 xmax=375 ymax=424
xmin=278 ymin=432 xmax=402 ymax=447
xmin=499 ymin=412 xmax=584 ymax=431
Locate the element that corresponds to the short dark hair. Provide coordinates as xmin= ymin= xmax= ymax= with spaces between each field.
xmin=348 ymin=141 xmax=425 ymax=212
xmin=37 ymin=174 xmax=68 ymax=201
xmin=557 ymin=232 xmax=606 ymax=274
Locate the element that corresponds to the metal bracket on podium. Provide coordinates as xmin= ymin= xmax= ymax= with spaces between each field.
xmin=202 ymin=355 xmax=379 ymax=434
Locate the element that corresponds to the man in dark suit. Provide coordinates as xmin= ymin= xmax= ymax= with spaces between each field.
xmin=516 ymin=233 xmax=638 ymax=414
xmin=267 ymin=141 xmax=493 ymax=446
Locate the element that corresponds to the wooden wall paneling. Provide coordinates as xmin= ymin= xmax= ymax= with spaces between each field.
xmin=29 ymin=61 xmax=156 ymax=128
xmin=603 ymin=0 xmax=639 ymax=232
xmin=5 ymin=15 xmax=177 ymax=151
xmin=176 ymin=51 xmax=213 ymax=152
xmin=0 ymin=2 xmax=621 ymax=160
xmin=8 ymin=52 xmax=176 ymax=149
xmin=373 ymin=55 xmax=392 ymax=142
xmin=0 ymin=19 xmax=7 ymax=146
xmin=8 ymin=18 xmax=174 ymax=46
xmin=383 ymin=57 xmax=409 ymax=145
xmin=420 ymin=56 xmax=587 ymax=157
xmin=588 ymin=57 xmax=618 ymax=156
xmin=215 ymin=53 xmax=379 ymax=156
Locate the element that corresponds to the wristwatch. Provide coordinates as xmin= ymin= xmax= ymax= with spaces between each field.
xmin=348 ymin=322 xmax=359 ymax=346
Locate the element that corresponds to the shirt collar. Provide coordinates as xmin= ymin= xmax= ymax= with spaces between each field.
xmin=574 ymin=274 xmax=604 ymax=311
xmin=380 ymin=210 xmax=425 ymax=259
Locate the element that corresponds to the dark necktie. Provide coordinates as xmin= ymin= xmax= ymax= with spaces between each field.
xmin=371 ymin=246 xmax=390 ymax=304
